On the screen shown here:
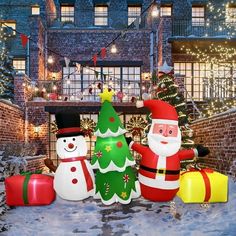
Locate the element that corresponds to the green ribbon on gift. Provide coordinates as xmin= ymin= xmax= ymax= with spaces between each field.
xmin=20 ymin=170 xmax=42 ymax=205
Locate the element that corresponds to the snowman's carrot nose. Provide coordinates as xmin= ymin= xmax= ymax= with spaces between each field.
xmin=68 ymin=143 xmax=74 ymax=149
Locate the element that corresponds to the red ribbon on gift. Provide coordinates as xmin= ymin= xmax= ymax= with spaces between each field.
xmin=182 ymin=168 xmax=214 ymax=202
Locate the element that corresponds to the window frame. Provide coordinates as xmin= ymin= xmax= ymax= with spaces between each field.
xmin=128 ymin=5 xmax=142 ymax=26
xmin=62 ymin=66 xmax=141 ymax=102
xmin=13 ymin=58 xmax=26 ymax=74
xmin=60 ymin=4 xmax=75 ymax=23
xmin=192 ymin=6 xmax=205 ymax=27
xmin=94 ymin=5 xmax=108 ymax=26
xmin=0 ymin=20 xmax=16 ymax=35
xmin=225 ymin=5 xmax=236 ymax=25
xmin=160 ymin=6 xmax=172 ymax=17
xmin=31 ymin=5 xmax=40 ymax=15
xmin=174 ymin=62 xmax=236 ymax=101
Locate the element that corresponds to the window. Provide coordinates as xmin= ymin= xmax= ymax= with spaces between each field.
xmin=192 ymin=6 xmax=205 ymax=26
xmin=160 ymin=6 xmax=172 ymax=17
xmin=94 ymin=6 xmax=108 ymax=26
xmin=128 ymin=6 xmax=141 ymax=26
xmin=61 ymin=5 xmax=74 ymax=23
xmin=174 ymin=62 xmax=236 ymax=101
xmin=0 ymin=21 xmax=16 ymax=35
xmin=13 ymin=59 xmax=26 ymax=74
xmin=226 ymin=6 xmax=236 ymax=24
xmin=32 ymin=6 xmax=40 ymax=15
xmin=62 ymin=66 xmax=141 ymax=102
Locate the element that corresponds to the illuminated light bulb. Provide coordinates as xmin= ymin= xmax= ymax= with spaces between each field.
xmin=47 ymin=55 xmax=54 ymax=64
xmin=42 ymin=87 xmax=46 ymax=92
xmin=152 ymin=3 xmax=159 ymax=17
xmin=22 ymin=82 xmax=26 ymax=87
xmin=67 ymin=80 xmax=71 ymax=85
xmin=111 ymin=44 xmax=117 ymax=54
xmin=53 ymin=85 xmax=57 ymax=91
xmin=34 ymin=87 xmax=39 ymax=92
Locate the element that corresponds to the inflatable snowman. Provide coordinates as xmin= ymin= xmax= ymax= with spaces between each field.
xmin=52 ymin=112 xmax=95 ymax=201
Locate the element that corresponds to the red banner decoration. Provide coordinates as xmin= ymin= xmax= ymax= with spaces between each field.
xmin=182 ymin=168 xmax=214 ymax=202
xmin=20 ymin=34 xmax=28 ymax=48
xmin=101 ymin=47 xmax=106 ymax=59
xmin=93 ymin=54 xmax=97 ymax=66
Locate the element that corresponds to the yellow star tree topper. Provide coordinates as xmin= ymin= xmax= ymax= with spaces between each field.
xmin=99 ymin=88 xmax=114 ymax=103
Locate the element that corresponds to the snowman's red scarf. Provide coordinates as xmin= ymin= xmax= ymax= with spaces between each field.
xmin=61 ymin=156 xmax=93 ymax=191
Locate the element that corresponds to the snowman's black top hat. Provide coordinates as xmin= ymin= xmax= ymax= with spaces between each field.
xmin=55 ymin=112 xmax=84 ymax=138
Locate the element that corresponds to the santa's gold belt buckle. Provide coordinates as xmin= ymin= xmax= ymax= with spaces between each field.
xmin=157 ymin=169 xmax=166 ymax=175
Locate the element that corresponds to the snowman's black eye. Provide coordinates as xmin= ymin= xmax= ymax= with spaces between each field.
xmin=63 ymin=139 xmax=66 ymax=143
xmin=72 ymin=138 xmax=75 ymax=141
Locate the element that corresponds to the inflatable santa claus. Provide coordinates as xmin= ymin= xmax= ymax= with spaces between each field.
xmin=129 ymin=99 xmax=209 ymax=202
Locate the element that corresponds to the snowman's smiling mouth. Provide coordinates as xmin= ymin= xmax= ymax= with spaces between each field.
xmin=64 ymin=146 xmax=78 ymax=152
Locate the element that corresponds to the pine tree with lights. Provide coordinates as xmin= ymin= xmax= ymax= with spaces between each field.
xmin=0 ymin=26 xmax=15 ymax=101
xmin=147 ymin=62 xmax=197 ymax=169
xmin=91 ymin=88 xmax=140 ymax=205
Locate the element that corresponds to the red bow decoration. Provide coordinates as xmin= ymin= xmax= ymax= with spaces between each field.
xmin=92 ymin=54 xmax=97 ymax=66
xmin=182 ymin=168 xmax=214 ymax=202
xmin=101 ymin=47 xmax=106 ymax=59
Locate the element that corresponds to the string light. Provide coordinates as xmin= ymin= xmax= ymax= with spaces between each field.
xmin=47 ymin=55 xmax=54 ymax=64
xmin=111 ymin=44 xmax=117 ymax=54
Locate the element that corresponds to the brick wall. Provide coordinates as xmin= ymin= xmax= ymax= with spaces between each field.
xmin=29 ymin=16 xmax=46 ymax=82
xmin=26 ymin=103 xmax=49 ymax=155
xmin=158 ymin=17 xmax=172 ymax=66
xmin=14 ymin=74 xmax=32 ymax=108
xmin=191 ymin=109 xmax=236 ymax=178
xmin=47 ymin=29 xmax=151 ymax=75
xmin=0 ymin=100 xmax=25 ymax=144
xmin=26 ymin=155 xmax=47 ymax=172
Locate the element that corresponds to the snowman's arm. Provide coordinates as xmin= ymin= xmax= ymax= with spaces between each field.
xmin=44 ymin=158 xmax=57 ymax=172
xmin=129 ymin=141 xmax=148 ymax=155
xmin=178 ymin=149 xmax=198 ymax=161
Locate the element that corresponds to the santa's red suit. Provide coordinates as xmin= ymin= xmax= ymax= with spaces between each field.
xmin=130 ymin=99 xmax=198 ymax=202
xmin=130 ymin=142 xmax=196 ymax=201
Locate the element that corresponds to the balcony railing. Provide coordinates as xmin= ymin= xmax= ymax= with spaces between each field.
xmin=172 ymin=19 xmax=236 ymax=38
xmin=46 ymin=12 xmax=150 ymax=29
xmin=32 ymin=80 xmax=142 ymax=103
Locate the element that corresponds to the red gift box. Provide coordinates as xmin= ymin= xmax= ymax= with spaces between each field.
xmin=5 ymin=174 xmax=56 ymax=206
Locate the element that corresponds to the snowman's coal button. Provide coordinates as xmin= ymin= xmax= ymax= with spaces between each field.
xmin=72 ymin=178 xmax=78 ymax=184
xmin=71 ymin=167 xmax=76 ymax=172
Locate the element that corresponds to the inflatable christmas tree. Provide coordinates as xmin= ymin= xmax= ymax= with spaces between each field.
xmin=91 ymin=88 xmax=140 ymax=205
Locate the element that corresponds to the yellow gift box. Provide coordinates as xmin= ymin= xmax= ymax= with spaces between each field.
xmin=177 ymin=168 xmax=228 ymax=203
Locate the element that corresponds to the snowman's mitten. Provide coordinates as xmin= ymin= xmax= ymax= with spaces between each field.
xmin=196 ymin=145 xmax=210 ymax=157
xmin=44 ymin=158 xmax=57 ymax=172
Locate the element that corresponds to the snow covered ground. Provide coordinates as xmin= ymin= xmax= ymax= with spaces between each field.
xmin=1 ymin=178 xmax=236 ymax=236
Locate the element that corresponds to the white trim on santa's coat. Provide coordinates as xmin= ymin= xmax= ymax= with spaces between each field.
xmin=152 ymin=119 xmax=178 ymax=125
xmin=156 ymin=155 xmax=166 ymax=181
xmin=139 ymin=173 xmax=179 ymax=190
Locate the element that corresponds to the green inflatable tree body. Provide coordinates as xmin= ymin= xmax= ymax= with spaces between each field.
xmin=91 ymin=90 xmax=140 ymax=205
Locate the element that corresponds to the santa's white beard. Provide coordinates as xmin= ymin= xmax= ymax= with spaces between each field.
xmin=147 ymin=132 xmax=181 ymax=156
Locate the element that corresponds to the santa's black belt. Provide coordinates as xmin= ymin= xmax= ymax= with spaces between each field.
xmin=140 ymin=165 xmax=180 ymax=175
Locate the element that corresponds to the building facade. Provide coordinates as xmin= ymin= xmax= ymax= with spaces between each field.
xmin=0 ymin=0 xmax=236 ymax=165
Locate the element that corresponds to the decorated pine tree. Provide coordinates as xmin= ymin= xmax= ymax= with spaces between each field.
xmin=0 ymin=26 xmax=15 ymax=101
xmin=154 ymin=62 xmax=194 ymax=149
xmin=91 ymin=88 xmax=140 ymax=205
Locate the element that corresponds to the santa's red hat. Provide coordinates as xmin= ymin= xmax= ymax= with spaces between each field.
xmin=136 ymin=100 xmax=178 ymax=124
